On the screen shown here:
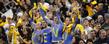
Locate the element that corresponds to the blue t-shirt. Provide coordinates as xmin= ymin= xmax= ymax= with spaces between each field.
xmin=32 ymin=30 xmax=43 ymax=44
xmin=42 ymin=27 xmax=52 ymax=44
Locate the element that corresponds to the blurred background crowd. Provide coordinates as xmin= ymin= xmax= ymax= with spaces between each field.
xmin=0 ymin=0 xmax=109 ymax=44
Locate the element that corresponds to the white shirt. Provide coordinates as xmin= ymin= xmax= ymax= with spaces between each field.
xmin=85 ymin=26 xmax=93 ymax=35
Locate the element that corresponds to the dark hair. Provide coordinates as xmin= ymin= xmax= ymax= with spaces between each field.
xmin=1 ymin=16 xmax=6 ymax=22
xmin=79 ymin=39 xmax=86 ymax=44
xmin=82 ymin=18 xmax=89 ymax=24
xmin=86 ymin=39 xmax=93 ymax=44
xmin=66 ymin=17 xmax=72 ymax=21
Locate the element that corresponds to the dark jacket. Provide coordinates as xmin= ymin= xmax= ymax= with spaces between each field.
xmin=94 ymin=37 xmax=109 ymax=44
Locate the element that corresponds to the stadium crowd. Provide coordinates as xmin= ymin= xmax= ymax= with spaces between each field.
xmin=0 ymin=0 xmax=109 ymax=44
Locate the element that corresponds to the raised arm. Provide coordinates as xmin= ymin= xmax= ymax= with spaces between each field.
xmin=39 ymin=8 xmax=54 ymax=25
xmin=56 ymin=11 xmax=63 ymax=24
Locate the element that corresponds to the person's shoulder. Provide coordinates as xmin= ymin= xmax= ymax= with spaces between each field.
xmin=102 ymin=23 xmax=109 ymax=30
xmin=106 ymin=37 xmax=109 ymax=41
xmin=94 ymin=38 xmax=100 ymax=44
xmin=102 ymin=23 xmax=106 ymax=27
xmin=42 ymin=27 xmax=51 ymax=32
xmin=104 ymin=37 xmax=109 ymax=44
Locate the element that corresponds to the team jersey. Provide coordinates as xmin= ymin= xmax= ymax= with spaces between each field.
xmin=32 ymin=30 xmax=43 ymax=44
xmin=63 ymin=33 xmax=73 ymax=44
xmin=42 ymin=27 xmax=52 ymax=44
xmin=62 ymin=23 xmax=74 ymax=44
xmin=39 ymin=8 xmax=63 ymax=42
xmin=51 ymin=23 xmax=63 ymax=41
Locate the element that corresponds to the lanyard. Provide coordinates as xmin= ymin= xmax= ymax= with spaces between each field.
xmin=52 ymin=27 xmax=58 ymax=37
xmin=64 ymin=32 xmax=68 ymax=40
